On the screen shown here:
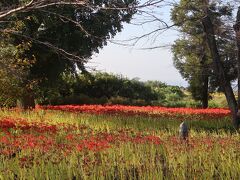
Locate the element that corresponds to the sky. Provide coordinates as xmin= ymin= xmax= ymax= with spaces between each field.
xmin=87 ymin=1 xmax=188 ymax=87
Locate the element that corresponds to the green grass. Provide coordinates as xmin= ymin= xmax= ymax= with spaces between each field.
xmin=0 ymin=109 xmax=239 ymax=179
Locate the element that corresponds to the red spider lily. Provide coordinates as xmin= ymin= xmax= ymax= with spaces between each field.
xmin=40 ymin=105 xmax=230 ymax=119
xmin=0 ymin=118 xmax=57 ymax=133
xmin=0 ymin=136 xmax=10 ymax=144
xmin=0 ymin=117 xmax=163 ymax=155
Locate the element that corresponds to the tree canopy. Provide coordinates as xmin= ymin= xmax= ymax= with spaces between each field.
xmin=171 ymin=0 xmax=237 ymax=108
xmin=0 ymin=0 xmax=138 ymax=107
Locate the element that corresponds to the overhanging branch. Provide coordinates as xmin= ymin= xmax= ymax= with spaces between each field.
xmin=0 ymin=0 xmax=87 ymax=20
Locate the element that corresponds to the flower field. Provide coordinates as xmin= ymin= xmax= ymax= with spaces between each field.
xmin=0 ymin=105 xmax=239 ymax=179
xmin=41 ymin=104 xmax=231 ymax=119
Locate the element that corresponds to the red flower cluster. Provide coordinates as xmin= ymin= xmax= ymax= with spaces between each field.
xmin=0 ymin=118 xmax=57 ymax=133
xmin=0 ymin=117 xmax=162 ymax=156
xmin=0 ymin=116 xmax=238 ymax=171
xmin=40 ymin=105 xmax=230 ymax=118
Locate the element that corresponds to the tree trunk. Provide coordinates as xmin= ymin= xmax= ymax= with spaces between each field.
xmin=200 ymin=53 xmax=209 ymax=109
xmin=202 ymin=13 xmax=239 ymax=129
xmin=234 ymin=7 xmax=240 ymax=109
xmin=17 ymin=92 xmax=35 ymax=110
xmin=201 ymin=71 xmax=209 ymax=109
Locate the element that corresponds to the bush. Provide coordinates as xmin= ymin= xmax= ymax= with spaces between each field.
xmin=107 ymin=96 xmax=131 ymax=105
xmin=36 ymin=72 xmax=186 ymax=107
xmin=163 ymin=101 xmax=187 ymax=108
xmin=49 ymin=94 xmax=108 ymax=105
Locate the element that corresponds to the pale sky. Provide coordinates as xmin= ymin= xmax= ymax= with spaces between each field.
xmin=87 ymin=2 xmax=188 ymax=87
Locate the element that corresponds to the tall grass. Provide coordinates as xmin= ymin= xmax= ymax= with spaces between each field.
xmin=0 ymin=109 xmax=239 ymax=179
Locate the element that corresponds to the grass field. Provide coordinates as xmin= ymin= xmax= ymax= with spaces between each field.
xmin=0 ymin=105 xmax=239 ymax=179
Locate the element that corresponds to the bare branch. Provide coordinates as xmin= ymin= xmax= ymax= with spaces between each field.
xmin=114 ymin=23 xmax=177 ymax=47
xmin=0 ymin=0 xmax=166 ymax=21
xmin=137 ymin=44 xmax=172 ymax=50
xmin=0 ymin=0 xmax=87 ymax=20
xmin=40 ymin=9 xmax=92 ymax=38
xmin=0 ymin=0 xmax=34 ymax=19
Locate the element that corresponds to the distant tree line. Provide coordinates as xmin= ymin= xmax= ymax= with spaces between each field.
xmin=32 ymin=72 xmax=186 ymax=107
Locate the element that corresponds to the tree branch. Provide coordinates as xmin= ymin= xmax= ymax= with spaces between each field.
xmin=0 ymin=0 xmax=34 ymax=19
xmin=1 ymin=29 xmax=88 ymax=63
xmin=0 ymin=0 xmax=87 ymax=20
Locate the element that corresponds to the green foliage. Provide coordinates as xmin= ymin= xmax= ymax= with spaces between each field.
xmin=41 ymin=72 xmax=157 ymax=105
xmin=208 ymin=93 xmax=228 ymax=108
xmin=171 ymin=0 xmax=211 ymax=104
xmin=38 ymin=72 xmax=186 ymax=107
xmin=74 ymin=73 xmax=157 ymax=100
xmin=1 ymin=0 xmax=137 ymax=107
xmin=145 ymin=81 xmax=186 ymax=106
xmin=23 ymin=0 xmax=136 ymax=77
xmin=171 ymin=0 xmax=237 ymax=105
xmin=0 ymin=40 xmax=32 ymax=107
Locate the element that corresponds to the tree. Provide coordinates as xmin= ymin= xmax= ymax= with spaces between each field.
xmin=0 ymin=38 xmax=34 ymax=107
xmin=202 ymin=1 xmax=240 ymax=129
xmin=0 ymin=42 xmax=22 ymax=107
xmin=171 ymin=0 xmax=237 ymax=108
xmin=172 ymin=37 xmax=211 ymax=108
xmin=120 ymin=0 xmax=240 ymax=128
xmin=0 ymin=0 xmax=139 ymax=108
xmin=234 ymin=7 xmax=240 ymax=109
